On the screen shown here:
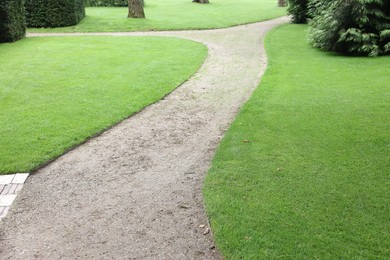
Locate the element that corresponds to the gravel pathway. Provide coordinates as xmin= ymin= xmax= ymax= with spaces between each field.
xmin=0 ymin=17 xmax=289 ymax=259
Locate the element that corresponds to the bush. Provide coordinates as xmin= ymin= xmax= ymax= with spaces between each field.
xmin=287 ymin=0 xmax=309 ymax=23
xmin=84 ymin=0 xmax=144 ymax=7
xmin=309 ymin=0 xmax=390 ymax=56
xmin=85 ymin=0 xmax=127 ymax=7
xmin=26 ymin=0 xmax=85 ymax=28
xmin=0 ymin=0 xmax=25 ymax=43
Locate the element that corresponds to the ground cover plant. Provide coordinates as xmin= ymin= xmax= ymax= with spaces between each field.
xmin=0 ymin=36 xmax=207 ymax=174
xmin=27 ymin=0 xmax=286 ymax=33
xmin=204 ymin=24 xmax=390 ymax=258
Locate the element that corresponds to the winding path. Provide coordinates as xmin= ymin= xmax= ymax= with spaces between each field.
xmin=0 ymin=17 xmax=289 ymax=259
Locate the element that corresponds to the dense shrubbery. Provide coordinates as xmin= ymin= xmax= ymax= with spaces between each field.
xmin=26 ymin=0 xmax=85 ymax=27
xmin=287 ymin=0 xmax=309 ymax=23
xmin=84 ymin=0 xmax=144 ymax=7
xmin=0 ymin=0 xmax=25 ymax=43
xmin=289 ymin=0 xmax=390 ymax=56
xmin=309 ymin=0 xmax=390 ymax=56
xmin=85 ymin=0 xmax=127 ymax=7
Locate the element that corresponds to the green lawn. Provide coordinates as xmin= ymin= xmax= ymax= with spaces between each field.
xmin=0 ymin=36 xmax=207 ymax=174
xmin=28 ymin=0 xmax=286 ymax=33
xmin=204 ymin=24 xmax=390 ymax=258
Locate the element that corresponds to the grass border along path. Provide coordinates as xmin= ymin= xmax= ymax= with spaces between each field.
xmin=0 ymin=36 xmax=207 ymax=174
xmin=204 ymin=24 xmax=390 ymax=258
xmin=28 ymin=0 xmax=286 ymax=33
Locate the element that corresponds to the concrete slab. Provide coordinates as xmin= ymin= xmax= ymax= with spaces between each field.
xmin=0 ymin=194 xmax=17 ymax=206
xmin=12 ymin=173 xmax=29 ymax=184
xmin=0 ymin=175 xmax=15 ymax=185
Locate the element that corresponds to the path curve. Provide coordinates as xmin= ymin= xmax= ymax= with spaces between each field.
xmin=0 ymin=17 xmax=289 ymax=259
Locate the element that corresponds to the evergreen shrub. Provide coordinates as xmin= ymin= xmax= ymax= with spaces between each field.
xmin=85 ymin=0 xmax=127 ymax=7
xmin=309 ymin=0 xmax=390 ymax=56
xmin=26 ymin=0 xmax=85 ymax=28
xmin=287 ymin=0 xmax=309 ymax=23
xmin=0 ymin=0 xmax=25 ymax=43
xmin=84 ymin=0 xmax=144 ymax=7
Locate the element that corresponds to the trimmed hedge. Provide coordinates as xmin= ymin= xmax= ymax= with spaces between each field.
xmin=85 ymin=0 xmax=127 ymax=7
xmin=84 ymin=0 xmax=144 ymax=7
xmin=0 ymin=0 xmax=26 ymax=43
xmin=26 ymin=0 xmax=85 ymax=28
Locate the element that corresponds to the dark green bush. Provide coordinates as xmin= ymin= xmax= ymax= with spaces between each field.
xmin=85 ymin=0 xmax=127 ymax=7
xmin=0 ymin=0 xmax=26 ymax=43
xmin=26 ymin=0 xmax=85 ymax=28
xmin=307 ymin=0 xmax=332 ymax=18
xmin=287 ymin=0 xmax=309 ymax=23
xmin=309 ymin=0 xmax=390 ymax=56
xmin=84 ymin=0 xmax=144 ymax=7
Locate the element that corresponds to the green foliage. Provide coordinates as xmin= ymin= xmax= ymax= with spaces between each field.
xmin=309 ymin=0 xmax=390 ymax=56
xmin=0 ymin=0 xmax=25 ymax=43
xmin=307 ymin=0 xmax=332 ymax=18
xmin=85 ymin=0 xmax=127 ymax=7
xmin=204 ymin=24 xmax=390 ymax=258
xmin=0 ymin=36 xmax=207 ymax=173
xmin=25 ymin=0 xmax=85 ymax=28
xmin=287 ymin=0 xmax=309 ymax=23
xmin=84 ymin=0 xmax=144 ymax=7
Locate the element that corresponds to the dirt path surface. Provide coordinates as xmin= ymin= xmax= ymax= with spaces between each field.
xmin=0 ymin=17 xmax=289 ymax=259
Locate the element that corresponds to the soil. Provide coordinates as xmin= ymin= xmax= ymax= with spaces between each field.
xmin=0 ymin=17 xmax=289 ymax=259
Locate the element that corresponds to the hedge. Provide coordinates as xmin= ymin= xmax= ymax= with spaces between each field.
xmin=85 ymin=0 xmax=127 ymax=7
xmin=26 ymin=0 xmax=85 ymax=28
xmin=84 ymin=0 xmax=144 ymax=7
xmin=0 ymin=0 xmax=26 ymax=43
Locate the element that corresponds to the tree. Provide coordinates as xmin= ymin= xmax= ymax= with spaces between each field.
xmin=193 ymin=0 xmax=209 ymax=4
xmin=128 ymin=0 xmax=145 ymax=18
xmin=0 ymin=0 xmax=25 ymax=43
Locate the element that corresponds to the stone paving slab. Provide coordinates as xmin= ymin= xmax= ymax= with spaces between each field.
xmin=13 ymin=173 xmax=29 ymax=184
xmin=0 ymin=175 xmax=15 ymax=184
xmin=0 ymin=173 xmax=29 ymax=221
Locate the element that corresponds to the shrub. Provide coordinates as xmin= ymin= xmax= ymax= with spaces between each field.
xmin=84 ymin=0 xmax=144 ymax=7
xmin=85 ymin=0 xmax=127 ymax=7
xmin=309 ymin=0 xmax=390 ymax=56
xmin=287 ymin=0 xmax=309 ymax=23
xmin=26 ymin=0 xmax=85 ymax=28
xmin=0 ymin=0 xmax=25 ymax=43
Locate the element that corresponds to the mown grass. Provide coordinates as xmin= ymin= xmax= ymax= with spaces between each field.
xmin=28 ymin=0 xmax=286 ymax=33
xmin=0 ymin=36 xmax=207 ymax=174
xmin=204 ymin=24 xmax=390 ymax=258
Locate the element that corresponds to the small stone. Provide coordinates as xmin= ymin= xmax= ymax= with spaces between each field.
xmin=179 ymin=205 xmax=191 ymax=209
xmin=203 ymin=228 xmax=210 ymax=235
xmin=199 ymin=224 xmax=205 ymax=228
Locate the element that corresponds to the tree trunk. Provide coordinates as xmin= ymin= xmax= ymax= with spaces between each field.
xmin=277 ymin=0 xmax=287 ymax=7
xmin=128 ymin=0 xmax=145 ymax=18
xmin=192 ymin=0 xmax=209 ymax=3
